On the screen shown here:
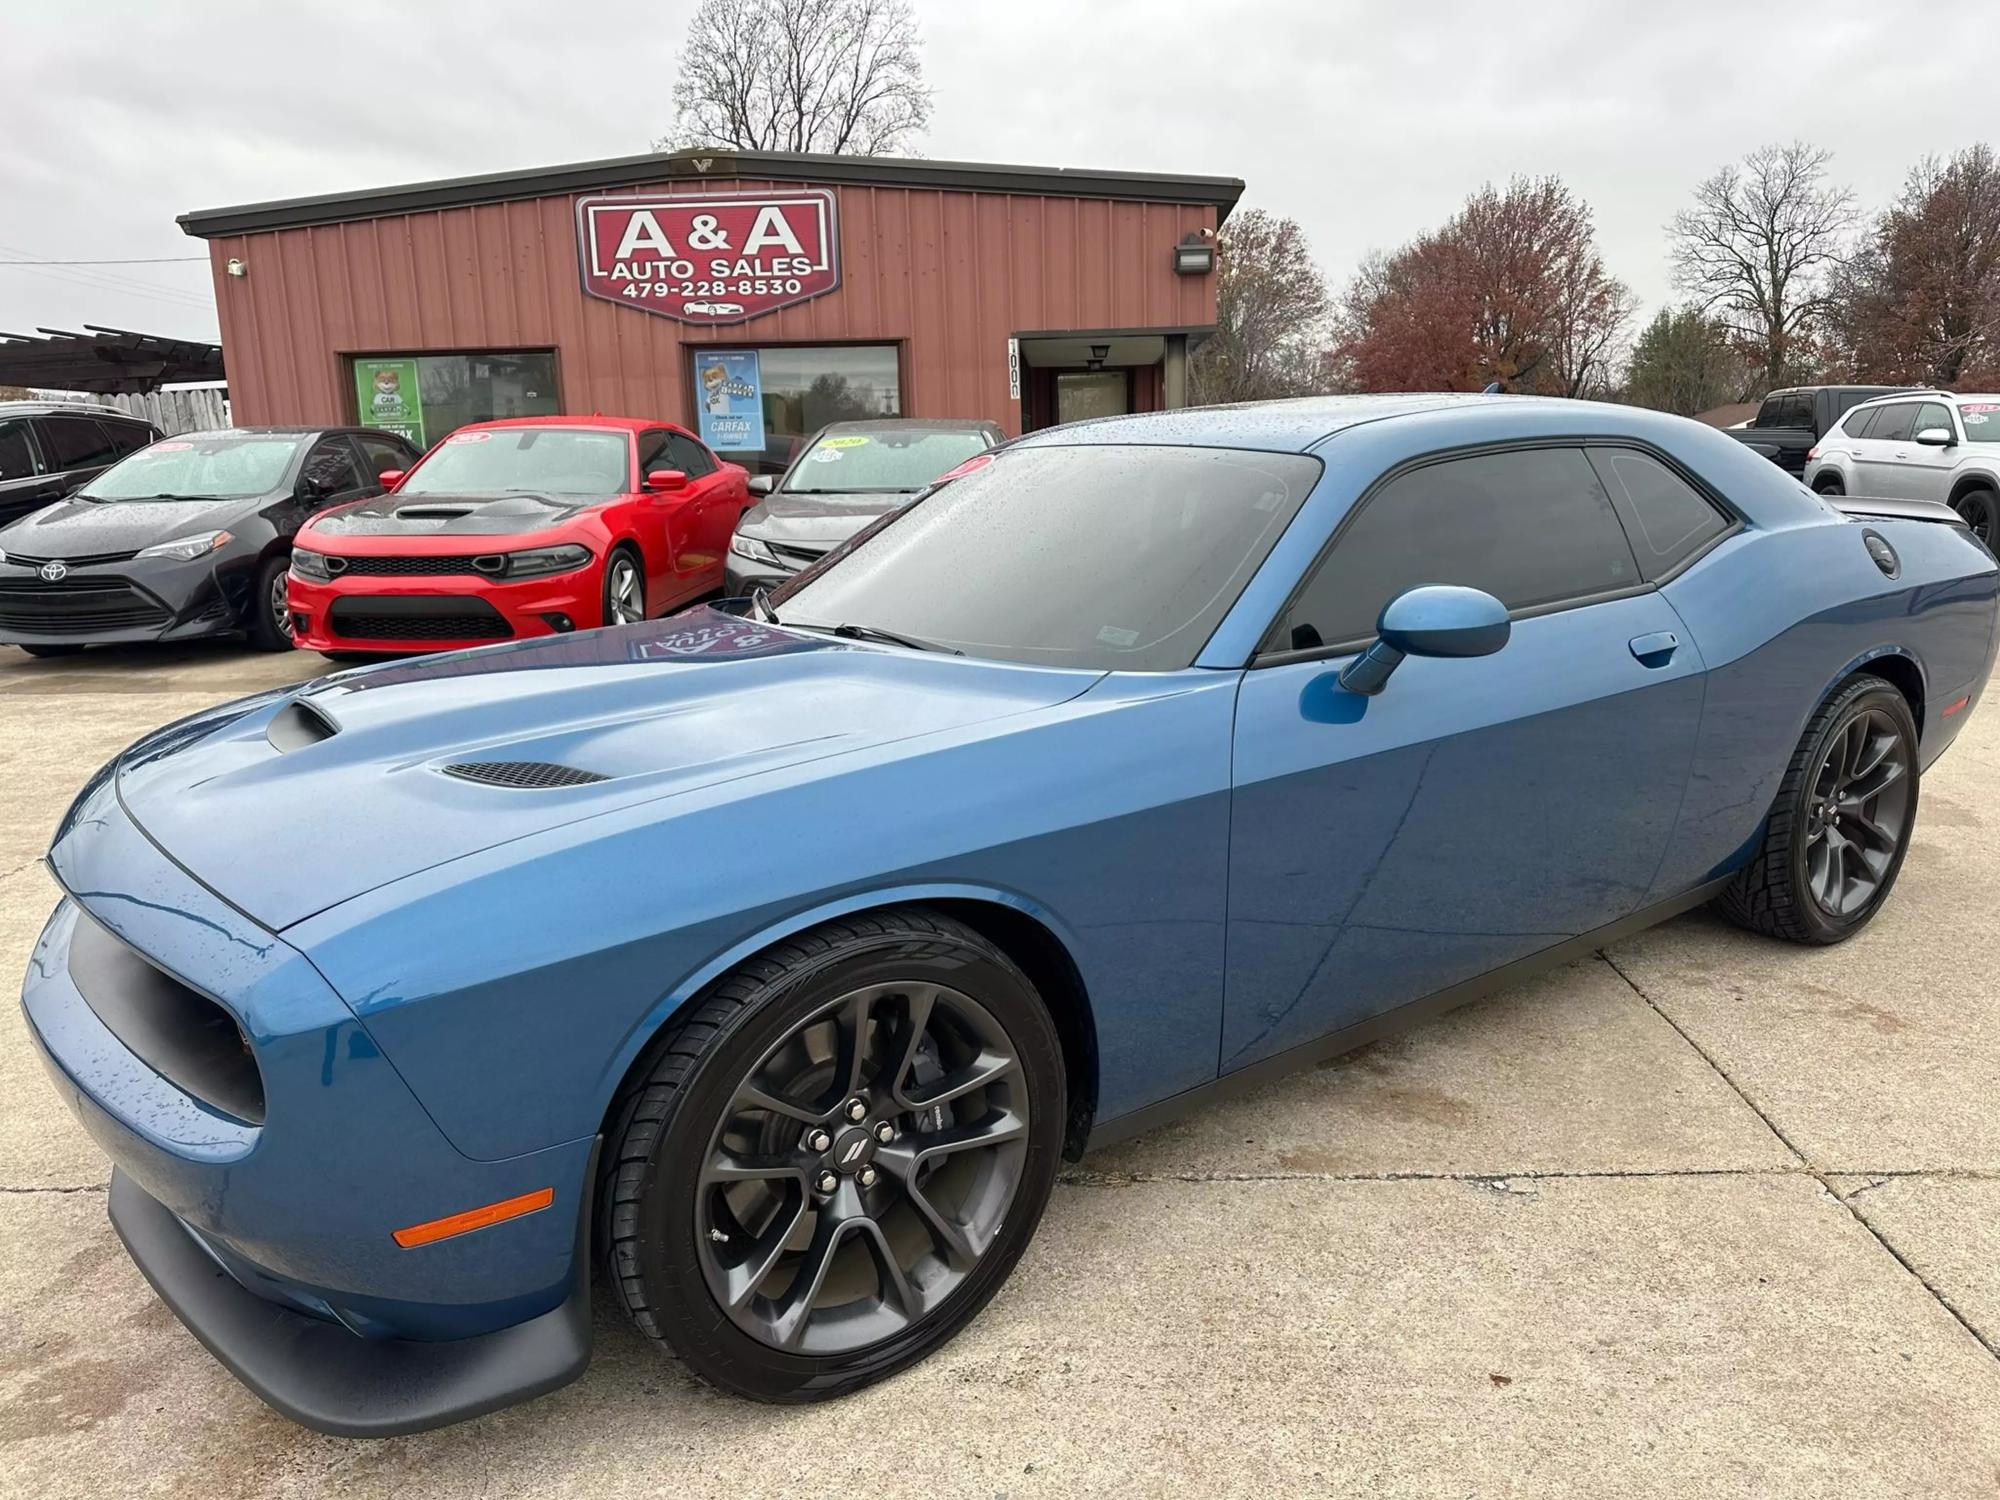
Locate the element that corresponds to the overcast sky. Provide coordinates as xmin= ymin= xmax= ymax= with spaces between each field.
xmin=5 ymin=0 xmax=1996 ymax=351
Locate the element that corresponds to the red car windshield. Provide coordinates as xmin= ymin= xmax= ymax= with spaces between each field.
xmin=400 ymin=429 xmax=631 ymax=497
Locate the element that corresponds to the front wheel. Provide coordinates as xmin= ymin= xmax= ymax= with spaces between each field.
xmin=600 ymin=908 xmax=1066 ymax=1401
xmin=1714 ymin=676 xmax=1918 ymax=944
xmin=245 ymin=555 xmax=295 ymax=651
xmin=1952 ymin=486 xmax=1999 ymax=550
xmin=601 ymin=549 xmax=645 ymax=627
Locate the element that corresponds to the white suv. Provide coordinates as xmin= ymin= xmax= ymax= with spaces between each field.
xmin=1803 ymin=391 xmax=2000 ymax=546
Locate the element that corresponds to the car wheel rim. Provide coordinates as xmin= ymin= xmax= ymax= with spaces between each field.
xmin=270 ymin=571 xmax=293 ymax=640
xmin=1956 ymin=495 xmax=1997 ymax=547
xmin=609 ymin=561 xmax=641 ymax=625
xmin=1803 ymin=706 xmax=1912 ymax=918
xmin=695 ymin=981 xmax=1028 ymax=1355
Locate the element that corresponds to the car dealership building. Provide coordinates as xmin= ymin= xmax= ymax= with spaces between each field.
xmin=178 ymin=149 xmax=1242 ymax=476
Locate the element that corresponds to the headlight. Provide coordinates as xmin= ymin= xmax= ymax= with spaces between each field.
xmin=137 ymin=530 xmax=232 ymax=562
xmin=729 ymin=533 xmax=781 ymax=566
xmin=499 ymin=543 xmax=593 ymax=579
xmin=291 ymin=548 xmax=331 ymax=580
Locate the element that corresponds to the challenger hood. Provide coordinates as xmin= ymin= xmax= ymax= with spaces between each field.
xmin=111 ymin=608 xmax=1099 ymax=930
xmin=0 ymin=494 xmax=257 ymax=555
xmin=309 ymin=491 xmax=593 ymax=537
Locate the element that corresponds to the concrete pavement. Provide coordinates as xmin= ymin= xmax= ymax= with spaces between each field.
xmin=1 ymin=639 xmax=1996 ymax=1497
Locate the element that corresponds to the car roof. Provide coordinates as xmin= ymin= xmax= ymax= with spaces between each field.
xmin=451 ymin=415 xmax=661 ymax=435
xmin=817 ymin=418 xmax=1004 ymax=434
xmin=141 ymin=426 xmax=352 ymax=439
xmin=0 ymin=401 xmax=152 ymax=420
xmin=1844 ymin=391 xmax=1954 ymax=408
xmin=1011 ymin=393 xmax=1579 ymax=453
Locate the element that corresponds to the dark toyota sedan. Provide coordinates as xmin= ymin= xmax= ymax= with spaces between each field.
xmin=723 ymin=418 xmax=1003 ymax=595
xmin=0 ymin=426 xmax=417 ymax=658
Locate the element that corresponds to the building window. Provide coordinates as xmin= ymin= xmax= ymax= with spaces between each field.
xmin=691 ymin=344 xmax=900 ymax=476
xmin=351 ymin=351 xmax=558 ymax=448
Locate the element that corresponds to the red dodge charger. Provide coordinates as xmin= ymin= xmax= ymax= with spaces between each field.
xmin=288 ymin=416 xmax=749 ymax=656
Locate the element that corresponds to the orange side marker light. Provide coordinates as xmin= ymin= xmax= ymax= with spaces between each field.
xmin=393 ymin=1187 xmax=554 ymax=1248
xmin=1943 ymin=695 xmax=1971 ymax=718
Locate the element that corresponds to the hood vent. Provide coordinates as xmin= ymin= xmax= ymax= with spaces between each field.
xmin=266 ymin=700 xmax=339 ymax=752
xmin=393 ymin=505 xmax=476 ymax=521
xmin=441 ymin=760 xmax=610 ymax=789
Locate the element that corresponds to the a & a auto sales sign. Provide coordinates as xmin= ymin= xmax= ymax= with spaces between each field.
xmin=575 ymin=189 xmax=839 ymax=325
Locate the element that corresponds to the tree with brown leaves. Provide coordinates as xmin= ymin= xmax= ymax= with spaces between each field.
xmin=1330 ymin=177 xmax=1632 ymax=397
xmin=1668 ymin=142 xmax=1857 ymax=389
xmin=1188 ymin=209 xmax=1333 ymax=405
xmin=1829 ymin=144 xmax=2000 ymax=387
xmin=657 ymin=0 xmax=931 ymax=156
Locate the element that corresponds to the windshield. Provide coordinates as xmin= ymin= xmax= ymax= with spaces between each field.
xmin=1960 ymin=402 xmax=2000 ymax=438
xmin=772 ymin=444 xmax=1320 ymax=671
xmin=785 ymin=429 xmax=990 ymax=494
xmin=399 ymin=428 xmax=631 ymax=497
xmin=80 ymin=434 xmax=302 ymax=500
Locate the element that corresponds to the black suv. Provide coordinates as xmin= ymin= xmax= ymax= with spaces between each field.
xmin=0 ymin=402 xmax=163 ymax=527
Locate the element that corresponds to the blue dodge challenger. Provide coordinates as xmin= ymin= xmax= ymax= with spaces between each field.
xmin=22 ymin=395 xmax=1998 ymax=1434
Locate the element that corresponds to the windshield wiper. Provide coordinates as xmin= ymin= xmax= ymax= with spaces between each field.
xmin=784 ymin=618 xmax=961 ymax=655
xmin=750 ymin=586 xmax=777 ymax=622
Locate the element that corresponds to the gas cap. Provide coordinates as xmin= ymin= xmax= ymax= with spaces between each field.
xmin=1862 ymin=529 xmax=1900 ymax=579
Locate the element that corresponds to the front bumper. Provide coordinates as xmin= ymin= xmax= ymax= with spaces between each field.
xmin=22 ymin=762 xmax=598 ymax=1433
xmin=0 ymin=552 xmax=252 ymax=646
xmin=289 ymin=564 xmax=603 ymax=655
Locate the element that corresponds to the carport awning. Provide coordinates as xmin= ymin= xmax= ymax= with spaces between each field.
xmin=0 ymin=326 xmax=225 ymax=394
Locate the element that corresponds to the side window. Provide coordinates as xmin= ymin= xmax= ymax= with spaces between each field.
xmin=1914 ymin=402 xmax=1956 ymax=440
xmin=37 ymin=415 xmax=118 ymax=471
xmin=102 ymin=421 xmax=153 ymax=457
xmin=357 ymin=434 xmax=413 ymax=482
xmin=1588 ymin=449 xmax=1731 ymax=581
xmin=300 ymin=437 xmax=364 ymax=498
xmin=1276 ymin=447 xmax=1640 ymax=651
xmin=1782 ymin=393 xmax=1815 ymax=429
xmin=1753 ymin=396 xmax=1785 ymax=429
xmin=666 ymin=432 xmax=718 ymax=477
xmin=1868 ymin=403 xmax=1917 ymax=443
xmin=635 ymin=430 xmax=671 ymax=476
xmin=1845 ymin=406 xmax=1884 ymax=440
xmin=0 ymin=420 xmax=35 ymax=481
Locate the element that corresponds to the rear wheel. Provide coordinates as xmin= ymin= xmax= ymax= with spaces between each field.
xmin=600 ymin=907 xmax=1065 ymax=1401
xmin=602 ymin=548 xmax=645 ymax=627
xmin=1714 ymin=676 xmax=1918 ymax=944
xmin=16 ymin=643 xmax=84 ymax=659
xmin=245 ymin=555 xmax=295 ymax=651
xmin=1951 ymin=485 xmax=1998 ymax=550
xmin=1813 ymin=473 xmax=1845 ymax=496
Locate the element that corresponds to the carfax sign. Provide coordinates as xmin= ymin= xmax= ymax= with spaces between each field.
xmin=575 ymin=189 xmax=840 ymax=325
xmin=693 ymin=350 xmax=766 ymax=452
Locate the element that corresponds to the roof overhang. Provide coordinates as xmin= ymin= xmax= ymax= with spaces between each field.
xmin=179 ymin=149 xmax=1245 ymax=240
xmin=0 ymin=326 xmax=225 ymax=394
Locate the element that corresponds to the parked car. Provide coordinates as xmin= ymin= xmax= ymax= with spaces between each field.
xmin=289 ymin=417 xmax=749 ymax=657
xmin=724 ymin=418 xmax=1006 ymax=595
xmin=0 ymin=401 xmax=161 ymax=528
xmin=1728 ymin=385 xmax=1907 ymax=475
xmin=0 ymin=426 xmax=415 ymax=658
xmin=24 ymin=396 xmax=1996 ymax=1435
xmin=1803 ymin=390 xmax=2000 ymax=548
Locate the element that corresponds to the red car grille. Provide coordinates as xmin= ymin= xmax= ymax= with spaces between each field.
xmin=326 ymin=554 xmax=498 ymax=577
xmin=327 ymin=596 xmax=514 ymax=641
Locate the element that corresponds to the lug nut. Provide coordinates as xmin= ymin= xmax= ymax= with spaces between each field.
xmin=814 ymin=1169 xmax=838 ymax=1194
xmin=804 ymin=1128 xmax=832 ymax=1153
xmin=845 ymin=1098 xmax=869 ymax=1122
xmin=873 ymin=1121 xmax=894 ymax=1143
xmin=857 ymin=1165 xmax=879 ymax=1188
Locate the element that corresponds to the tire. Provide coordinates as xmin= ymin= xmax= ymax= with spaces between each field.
xmin=1714 ymin=675 xmax=1919 ymax=944
xmin=600 ymin=906 xmax=1066 ymax=1402
xmin=1813 ymin=473 xmax=1845 ymax=496
xmin=601 ymin=547 xmax=645 ymax=627
xmin=1951 ymin=486 xmax=1998 ymax=551
xmin=245 ymin=555 xmax=295 ymax=652
xmin=16 ymin=643 xmax=84 ymax=659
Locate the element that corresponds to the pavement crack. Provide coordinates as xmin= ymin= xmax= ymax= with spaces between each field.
xmin=1600 ymin=951 xmax=2000 ymax=1368
xmin=0 ymin=1183 xmax=108 ymax=1194
xmin=1060 ymin=1165 xmax=1809 ymax=1187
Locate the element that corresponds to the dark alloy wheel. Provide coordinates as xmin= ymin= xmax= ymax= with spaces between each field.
xmin=246 ymin=555 xmax=296 ymax=652
xmin=1952 ymin=486 xmax=1999 ymax=551
xmin=1715 ymin=675 xmax=1919 ymax=944
xmin=601 ymin=908 xmax=1065 ymax=1401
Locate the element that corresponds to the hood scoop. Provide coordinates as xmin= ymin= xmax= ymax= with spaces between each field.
xmin=440 ymin=760 xmax=610 ymax=789
xmin=266 ymin=701 xmax=339 ymax=752
xmin=393 ymin=504 xmax=477 ymax=521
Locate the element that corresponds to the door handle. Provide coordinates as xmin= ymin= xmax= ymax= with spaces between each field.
xmin=1629 ymin=631 xmax=1679 ymax=665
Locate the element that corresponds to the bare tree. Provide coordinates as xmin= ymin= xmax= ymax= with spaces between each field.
xmin=1669 ymin=142 xmax=1857 ymax=388
xmin=1188 ymin=209 xmax=1333 ymax=404
xmin=656 ymin=0 xmax=931 ymax=156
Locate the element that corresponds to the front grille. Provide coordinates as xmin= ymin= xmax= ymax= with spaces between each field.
xmin=0 ymin=575 xmax=169 ymax=634
xmin=1 ymin=548 xmax=140 ymax=568
xmin=327 ymin=554 xmax=498 ymax=577
xmin=328 ymin=595 xmax=513 ymax=641
xmin=770 ymin=542 xmax=831 ymax=569
xmin=441 ymin=760 xmax=610 ymax=789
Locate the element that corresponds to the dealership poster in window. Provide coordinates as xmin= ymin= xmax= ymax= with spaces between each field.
xmin=693 ymin=351 xmax=766 ymax=452
xmin=354 ymin=358 xmax=426 ymax=448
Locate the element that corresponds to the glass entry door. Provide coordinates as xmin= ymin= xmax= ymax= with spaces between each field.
xmin=1055 ymin=371 xmax=1130 ymax=425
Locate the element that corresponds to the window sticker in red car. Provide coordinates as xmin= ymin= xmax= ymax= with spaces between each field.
xmin=447 ymin=430 xmax=493 ymax=443
xmin=932 ymin=452 xmax=995 ymax=486
xmin=153 ymin=441 xmax=194 ymax=452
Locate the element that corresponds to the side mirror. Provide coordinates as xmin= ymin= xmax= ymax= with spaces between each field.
xmin=377 ymin=469 xmax=405 ymax=488
xmin=646 ymin=468 xmax=689 ymax=493
xmin=747 ymin=474 xmax=775 ymax=495
xmin=1338 ymin=585 xmax=1511 ymax=697
xmin=1915 ymin=427 xmax=1954 ymax=448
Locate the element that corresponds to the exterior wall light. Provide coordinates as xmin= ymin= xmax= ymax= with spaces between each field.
xmin=1172 ymin=234 xmax=1215 ymax=276
xmin=225 ymin=258 xmax=248 ymax=278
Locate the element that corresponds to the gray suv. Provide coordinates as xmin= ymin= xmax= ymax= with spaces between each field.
xmin=1803 ymin=391 xmax=2000 ymax=547
xmin=0 ymin=402 xmax=163 ymax=528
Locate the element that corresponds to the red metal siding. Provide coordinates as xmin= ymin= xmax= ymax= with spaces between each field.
xmin=207 ymin=179 xmax=1217 ymax=435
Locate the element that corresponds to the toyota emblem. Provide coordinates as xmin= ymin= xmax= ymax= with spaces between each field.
xmin=39 ymin=561 xmax=66 ymax=582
